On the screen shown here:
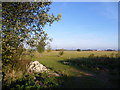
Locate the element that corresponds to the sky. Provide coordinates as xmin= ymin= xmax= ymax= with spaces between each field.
xmin=44 ymin=2 xmax=118 ymax=50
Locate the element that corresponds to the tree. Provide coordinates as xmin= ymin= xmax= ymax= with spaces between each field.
xmin=37 ymin=40 xmax=46 ymax=53
xmin=46 ymin=44 xmax=52 ymax=52
xmin=2 ymin=2 xmax=61 ymax=66
xmin=77 ymin=49 xmax=81 ymax=51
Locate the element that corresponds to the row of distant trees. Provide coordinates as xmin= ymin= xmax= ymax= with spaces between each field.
xmin=55 ymin=49 xmax=116 ymax=51
xmin=78 ymin=49 xmax=116 ymax=51
xmin=29 ymin=48 xmax=117 ymax=53
xmin=76 ymin=49 xmax=116 ymax=51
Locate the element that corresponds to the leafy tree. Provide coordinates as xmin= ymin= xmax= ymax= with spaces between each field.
xmin=2 ymin=2 xmax=61 ymax=66
xmin=77 ymin=49 xmax=81 ymax=51
xmin=46 ymin=44 xmax=52 ymax=52
xmin=37 ymin=40 xmax=46 ymax=53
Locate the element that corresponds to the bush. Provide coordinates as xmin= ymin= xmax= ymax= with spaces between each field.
xmin=37 ymin=42 xmax=45 ymax=53
xmin=110 ymin=53 xmax=114 ymax=58
xmin=46 ymin=45 xmax=52 ymax=52
xmin=77 ymin=49 xmax=81 ymax=51
xmin=88 ymin=54 xmax=95 ymax=58
xmin=3 ymin=72 xmax=61 ymax=89
xmin=56 ymin=49 xmax=65 ymax=51
xmin=58 ymin=51 xmax=64 ymax=57
xmin=2 ymin=59 xmax=32 ymax=87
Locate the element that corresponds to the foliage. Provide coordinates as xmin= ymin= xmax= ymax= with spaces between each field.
xmin=58 ymin=51 xmax=64 ymax=57
xmin=46 ymin=44 xmax=52 ymax=52
xmin=110 ymin=53 xmax=114 ymax=58
xmin=2 ymin=2 xmax=61 ymax=66
xmin=2 ymin=59 xmax=32 ymax=83
xmin=56 ymin=49 xmax=65 ymax=51
xmin=88 ymin=53 xmax=95 ymax=58
xmin=77 ymin=49 xmax=81 ymax=51
xmin=3 ymin=72 xmax=62 ymax=89
xmin=37 ymin=40 xmax=46 ymax=53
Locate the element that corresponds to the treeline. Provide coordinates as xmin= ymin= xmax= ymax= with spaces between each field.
xmin=25 ymin=48 xmax=117 ymax=52
xmin=55 ymin=49 xmax=117 ymax=51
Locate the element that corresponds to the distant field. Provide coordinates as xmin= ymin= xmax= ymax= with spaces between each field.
xmin=38 ymin=51 xmax=118 ymax=58
xmin=33 ymin=51 xmax=118 ymax=59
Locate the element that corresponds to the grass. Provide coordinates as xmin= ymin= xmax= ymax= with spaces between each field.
xmin=3 ymin=50 xmax=119 ymax=88
xmin=36 ymin=51 xmax=119 ymax=87
xmin=31 ymin=51 xmax=118 ymax=75
xmin=23 ymin=50 xmax=118 ymax=88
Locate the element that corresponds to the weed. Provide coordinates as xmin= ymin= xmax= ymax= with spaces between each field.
xmin=58 ymin=51 xmax=64 ymax=57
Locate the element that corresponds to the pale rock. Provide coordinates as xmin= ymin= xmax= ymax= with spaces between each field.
xmin=63 ymin=61 xmax=70 ymax=65
xmin=27 ymin=61 xmax=48 ymax=73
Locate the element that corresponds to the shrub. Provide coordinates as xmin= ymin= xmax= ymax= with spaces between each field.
xmin=58 ymin=51 xmax=64 ymax=57
xmin=3 ymin=72 xmax=61 ymax=89
xmin=46 ymin=45 xmax=52 ymax=52
xmin=110 ymin=53 xmax=114 ymax=58
xmin=37 ymin=41 xmax=45 ymax=53
xmin=2 ymin=59 xmax=32 ymax=87
xmin=77 ymin=49 xmax=81 ymax=51
xmin=88 ymin=54 xmax=95 ymax=58
xmin=56 ymin=49 xmax=65 ymax=51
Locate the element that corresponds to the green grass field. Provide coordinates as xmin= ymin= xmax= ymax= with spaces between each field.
xmin=26 ymin=51 xmax=118 ymax=88
xmin=3 ymin=51 xmax=119 ymax=88
xmin=31 ymin=51 xmax=117 ymax=75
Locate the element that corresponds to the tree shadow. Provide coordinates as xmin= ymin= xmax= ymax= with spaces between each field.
xmin=60 ymin=75 xmax=107 ymax=88
xmin=2 ymin=56 xmax=119 ymax=88
xmin=58 ymin=56 xmax=120 ymax=88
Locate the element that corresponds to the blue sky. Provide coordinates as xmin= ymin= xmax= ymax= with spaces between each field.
xmin=44 ymin=2 xmax=118 ymax=50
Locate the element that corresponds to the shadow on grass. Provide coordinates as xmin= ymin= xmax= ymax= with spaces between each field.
xmin=58 ymin=56 xmax=120 ymax=88
xmin=2 ymin=57 xmax=120 ymax=88
xmin=60 ymin=75 xmax=107 ymax=88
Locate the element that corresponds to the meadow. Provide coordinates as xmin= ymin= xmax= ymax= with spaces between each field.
xmin=2 ymin=2 xmax=119 ymax=89
xmin=3 ymin=50 xmax=119 ymax=88
xmin=25 ymin=50 xmax=119 ymax=88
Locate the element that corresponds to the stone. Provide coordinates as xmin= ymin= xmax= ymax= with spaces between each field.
xmin=27 ymin=61 xmax=48 ymax=73
xmin=63 ymin=61 xmax=70 ymax=65
xmin=48 ymin=71 xmax=60 ymax=77
xmin=27 ymin=61 xmax=60 ymax=77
